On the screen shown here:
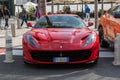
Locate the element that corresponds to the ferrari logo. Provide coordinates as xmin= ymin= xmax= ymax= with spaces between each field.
xmin=60 ymin=45 xmax=63 ymax=48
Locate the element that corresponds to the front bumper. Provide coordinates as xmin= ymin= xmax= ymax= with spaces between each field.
xmin=23 ymin=36 xmax=99 ymax=64
xmin=23 ymin=46 xmax=99 ymax=64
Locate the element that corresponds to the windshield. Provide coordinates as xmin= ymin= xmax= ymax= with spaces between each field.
xmin=34 ymin=15 xmax=86 ymax=28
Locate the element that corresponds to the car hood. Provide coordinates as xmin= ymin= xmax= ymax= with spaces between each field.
xmin=30 ymin=28 xmax=93 ymax=43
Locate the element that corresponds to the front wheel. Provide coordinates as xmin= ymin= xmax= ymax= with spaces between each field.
xmin=99 ymin=27 xmax=109 ymax=48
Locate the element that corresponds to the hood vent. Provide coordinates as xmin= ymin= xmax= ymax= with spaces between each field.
xmin=81 ymin=35 xmax=89 ymax=40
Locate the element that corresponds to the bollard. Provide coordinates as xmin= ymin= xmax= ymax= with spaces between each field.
xmin=113 ymin=34 xmax=120 ymax=66
xmin=17 ymin=19 xmax=21 ymax=29
xmin=3 ymin=29 xmax=14 ymax=63
xmin=11 ymin=24 xmax=16 ymax=37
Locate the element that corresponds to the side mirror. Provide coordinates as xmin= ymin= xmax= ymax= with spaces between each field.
xmin=88 ymin=21 xmax=94 ymax=27
xmin=27 ymin=22 xmax=33 ymax=27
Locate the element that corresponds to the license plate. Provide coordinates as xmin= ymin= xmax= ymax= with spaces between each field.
xmin=53 ymin=57 xmax=69 ymax=62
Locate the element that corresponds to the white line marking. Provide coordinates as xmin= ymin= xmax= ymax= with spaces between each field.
xmin=99 ymin=51 xmax=114 ymax=58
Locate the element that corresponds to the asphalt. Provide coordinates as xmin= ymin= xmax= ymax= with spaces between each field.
xmin=0 ymin=55 xmax=120 ymax=80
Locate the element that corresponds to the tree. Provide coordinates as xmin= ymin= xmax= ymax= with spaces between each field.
xmin=27 ymin=7 xmax=35 ymax=20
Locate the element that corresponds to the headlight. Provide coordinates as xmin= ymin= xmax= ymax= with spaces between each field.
xmin=26 ymin=34 xmax=40 ymax=48
xmin=83 ymin=34 xmax=96 ymax=47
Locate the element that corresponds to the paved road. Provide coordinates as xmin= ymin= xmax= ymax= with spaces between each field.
xmin=0 ymin=55 xmax=119 ymax=80
xmin=0 ymin=49 xmax=118 ymax=80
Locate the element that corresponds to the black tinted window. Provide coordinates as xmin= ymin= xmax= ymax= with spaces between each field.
xmin=34 ymin=15 xmax=86 ymax=28
xmin=108 ymin=6 xmax=120 ymax=16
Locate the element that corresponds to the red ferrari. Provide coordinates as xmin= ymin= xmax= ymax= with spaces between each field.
xmin=22 ymin=14 xmax=99 ymax=65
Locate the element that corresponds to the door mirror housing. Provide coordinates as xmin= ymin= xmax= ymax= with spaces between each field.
xmin=88 ymin=21 xmax=94 ymax=27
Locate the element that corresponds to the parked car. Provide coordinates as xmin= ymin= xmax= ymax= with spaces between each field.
xmin=98 ymin=4 xmax=120 ymax=48
xmin=22 ymin=14 xmax=99 ymax=65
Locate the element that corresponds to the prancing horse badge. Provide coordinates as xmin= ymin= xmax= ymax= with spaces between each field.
xmin=60 ymin=45 xmax=62 ymax=48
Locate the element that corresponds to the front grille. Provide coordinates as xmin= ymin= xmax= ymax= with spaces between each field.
xmin=31 ymin=50 xmax=91 ymax=62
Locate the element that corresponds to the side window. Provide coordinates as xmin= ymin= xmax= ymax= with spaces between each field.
xmin=108 ymin=6 xmax=120 ymax=17
xmin=114 ymin=6 xmax=120 ymax=12
xmin=108 ymin=7 xmax=116 ymax=15
xmin=107 ymin=8 xmax=113 ymax=14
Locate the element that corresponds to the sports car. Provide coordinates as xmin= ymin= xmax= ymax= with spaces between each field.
xmin=22 ymin=14 xmax=99 ymax=64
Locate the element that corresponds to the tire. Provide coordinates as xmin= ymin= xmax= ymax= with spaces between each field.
xmin=90 ymin=52 xmax=99 ymax=66
xmin=24 ymin=60 xmax=31 ymax=65
xmin=92 ymin=59 xmax=98 ymax=65
xmin=99 ymin=27 xmax=109 ymax=48
xmin=23 ymin=58 xmax=33 ymax=65
xmin=85 ymin=59 xmax=98 ymax=67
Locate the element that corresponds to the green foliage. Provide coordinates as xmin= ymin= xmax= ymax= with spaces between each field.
xmin=27 ymin=7 xmax=36 ymax=20
xmin=18 ymin=12 xmax=22 ymax=18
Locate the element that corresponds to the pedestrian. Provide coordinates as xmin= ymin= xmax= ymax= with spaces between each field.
xmin=85 ymin=5 xmax=90 ymax=21
xmin=3 ymin=6 xmax=10 ymax=29
xmin=20 ymin=5 xmax=28 ymax=28
xmin=66 ymin=6 xmax=71 ymax=14
xmin=0 ymin=6 xmax=3 ymax=29
xmin=35 ymin=6 xmax=41 ymax=21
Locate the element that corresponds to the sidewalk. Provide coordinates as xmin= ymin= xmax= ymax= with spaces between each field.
xmin=0 ymin=17 xmax=97 ymax=49
xmin=0 ymin=17 xmax=36 ymax=49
